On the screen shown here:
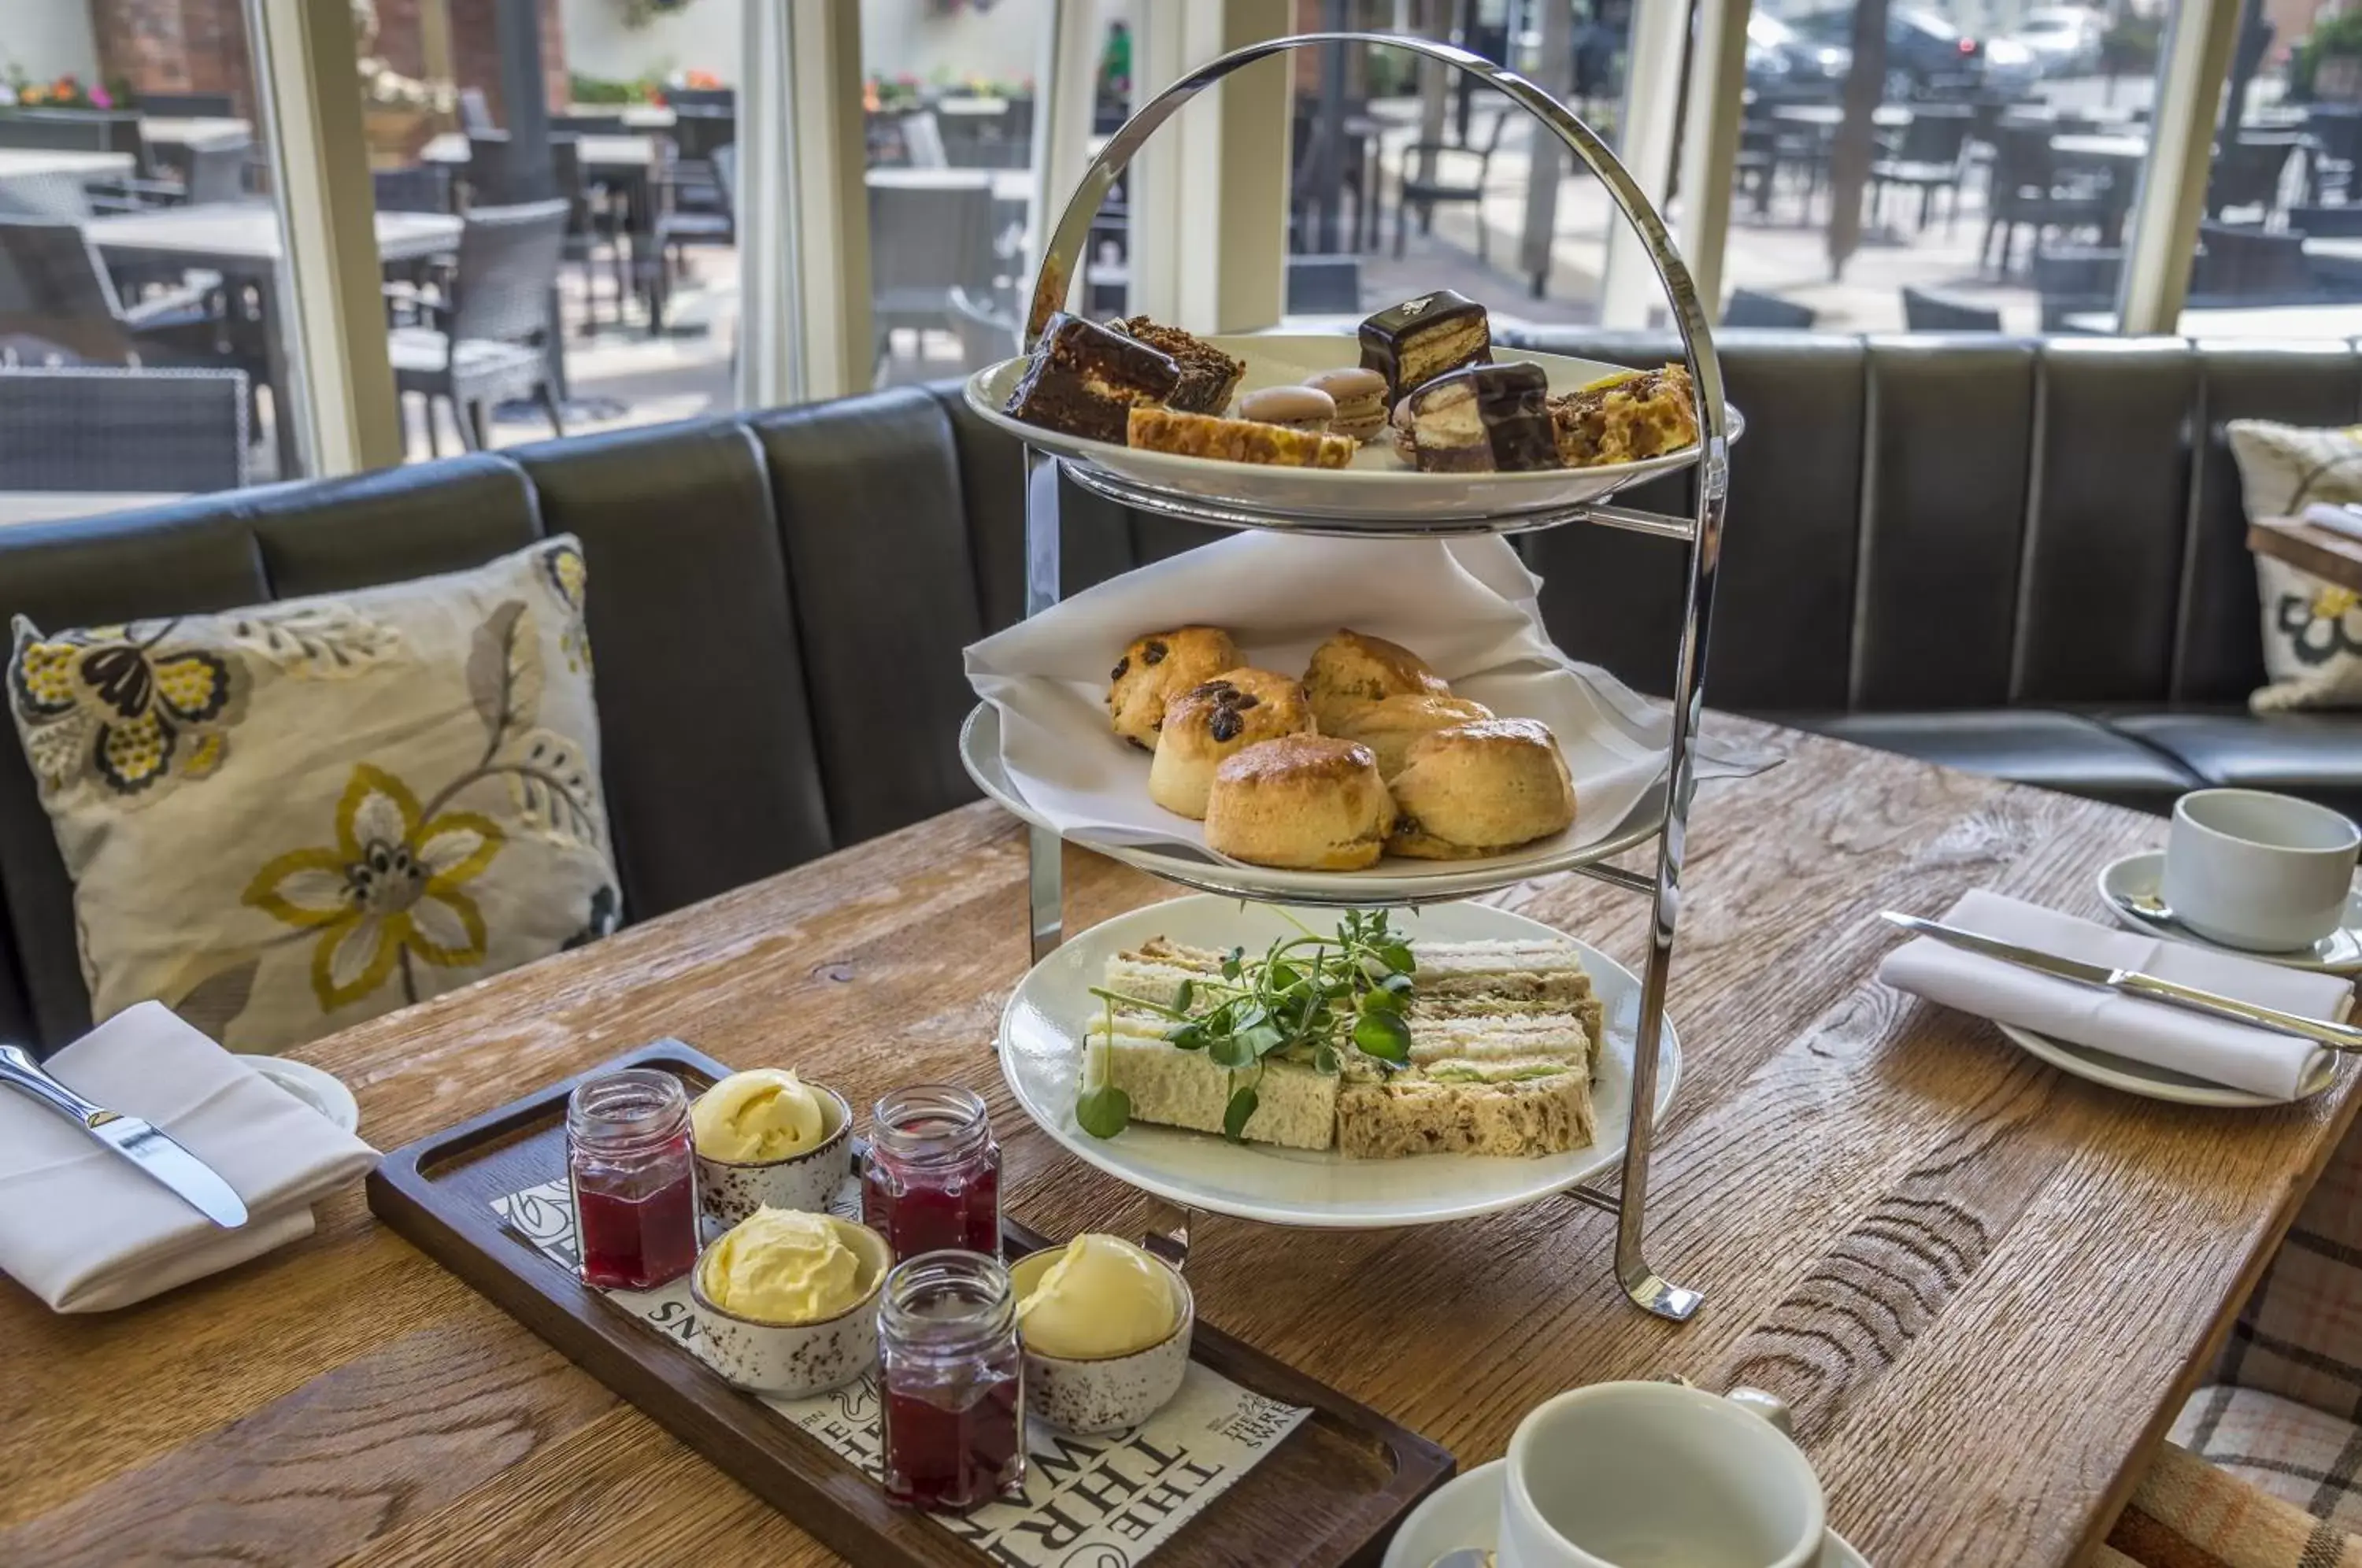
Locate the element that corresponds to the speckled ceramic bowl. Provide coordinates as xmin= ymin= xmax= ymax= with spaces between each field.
xmin=1009 ymin=1246 xmax=1195 ymax=1435
xmin=693 ymin=1082 xmax=854 ymax=1227
xmin=688 ymin=1216 xmax=889 ymax=1398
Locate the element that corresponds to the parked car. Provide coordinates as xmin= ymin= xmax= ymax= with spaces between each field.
xmin=1790 ymin=6 xmax=1986 ymax=98
xmin=2002 ymin=6 xmax=2106 ymax=77
xmin=1746 ymin=11 xmax=1852 ymax=102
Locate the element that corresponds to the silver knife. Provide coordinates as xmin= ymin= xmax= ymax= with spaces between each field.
xmin=1881 ymin=912 xmax=2362 ymax=1054
xmin=0 ymin=1044 xmax=249 ymax=1227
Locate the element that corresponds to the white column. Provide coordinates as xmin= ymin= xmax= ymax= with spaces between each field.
xmin=1597 ymin=0 xmax=1689 ymax=327
xmin=780 ymin=0 xmax=874 ymax=401
xmin=1675 ymin=0 xmax=1753 ymax=315
xmin=1025 ymin=0 xmax=1100 ymax=292
xmin=1518 ymin=0 xmax=1574 ymax=292
xmin=735 ymin=0 xmax=798 ymax=409
xmin=2117 ymin=0 xmax=2242 ymax=334
xmin=247 ymin=0 xmax=399 ymax=473
xmin=1128 ymin=0 xmax=1291 ymax=334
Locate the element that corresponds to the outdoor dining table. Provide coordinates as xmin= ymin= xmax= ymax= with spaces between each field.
xmin=83 ymin=202 xmax=461 ymax=475
xmin=420 ymin=130 xmax=661 ymax=173
xmin=1768 ymin=103 xmax=1914 ymax=130
xmin=2064 ymin=301 xmax=2362 ymax=338
xmin=0 ymin=720 xmax=2347 ymax=1566
xmin=0 ymin=148 xmax=134 ymax=217
xmin=138 ymin=115 xmax=254 ymax=154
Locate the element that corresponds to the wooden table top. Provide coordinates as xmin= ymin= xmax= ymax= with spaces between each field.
xmin=3 ymin=718 xmax=2353 ymax=1566
xmin=84 ymin=202 xmax=460 ymax=267
xmin=2249 ymin=515 xmax=2362 ymax=595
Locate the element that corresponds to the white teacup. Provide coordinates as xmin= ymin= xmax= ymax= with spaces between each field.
xmin=2161 ymin=789 xmax=2360 ymax=952
xmin=1499 ymin=1381 xmax=1823 ymax=1568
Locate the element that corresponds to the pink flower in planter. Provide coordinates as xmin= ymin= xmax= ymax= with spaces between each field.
xmin=90 ymin=87 xmax=112 ymax=108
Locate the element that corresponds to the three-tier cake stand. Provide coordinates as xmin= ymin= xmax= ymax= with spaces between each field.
xmin=974 ymin=32 xmax=1730 ymax=1322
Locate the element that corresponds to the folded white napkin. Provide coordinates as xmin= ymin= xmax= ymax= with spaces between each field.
xmin=0 ymin=1001 xmax=379 ymax=1312
xmin=2301 ymin=501 xmax=2362 ymax=541
xmin=964 ymin=530 xmax=1775 ymax=864
xmin=1879 ymin=890 xmax=2355 ymax=1100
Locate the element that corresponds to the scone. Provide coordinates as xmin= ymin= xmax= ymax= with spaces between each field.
xmin=1146 ymin=668 xmax=1314 ymax=819
xmin=1204 ymin=735 xmax=1396 ymax=871
xmin=1324 ymin=693 xmax=1496 ymax=778
xmin=1386 ymin=719 xmax=1576 ymax=860
xmin=1301 ymin=628 xmax=1450 ymax=733
xmin=1109 ymin=627 xmax=1242 ymax=750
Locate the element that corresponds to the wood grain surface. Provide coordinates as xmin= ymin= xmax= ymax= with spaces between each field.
xmin=2249 ymin=517 xmax=2362 ymax=595
xmin=5 ymin=716 xmax=2355 ymax=1568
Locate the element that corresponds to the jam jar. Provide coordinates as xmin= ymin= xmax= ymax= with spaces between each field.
xmin=879 ymin=1249 xmax=1026 ymax=1511
xmin=862 ymin=1085 xmax=1001 ymax=1261
xmin=566 ymin=1068 xmax=700 ymax=1290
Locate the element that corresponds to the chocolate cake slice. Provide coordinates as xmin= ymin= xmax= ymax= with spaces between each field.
xmin=1358 ymin=289 xmax=1493 ymax=402
xmin=1003 ymin=312 xmax=1182 ymax=445
xmin=1113 ymin=316 xmax=1246 ymax=413
xmin=1402 ymin=363 xmax=1561 ymax=474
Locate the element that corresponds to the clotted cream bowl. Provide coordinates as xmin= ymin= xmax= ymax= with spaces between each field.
xmin=1010 ymin=1244 xmax=1194 ymax=1434
xmin=688 ymin=1215 xmax=889 ymax=1398
xmin=692 ymin=1080 xmax=854 ymax=1227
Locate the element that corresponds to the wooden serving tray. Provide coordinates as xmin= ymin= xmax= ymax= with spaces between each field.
xmin=365 ymin=1041 xmax=1455 ymax=1567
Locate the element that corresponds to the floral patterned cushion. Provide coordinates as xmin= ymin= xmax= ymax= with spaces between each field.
xmin=5 ymin=537 xmax=620 ymax=1051
xmin=2227 ymin=420 xmax=2362 ymax=712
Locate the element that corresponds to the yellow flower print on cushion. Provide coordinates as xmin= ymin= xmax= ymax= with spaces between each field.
xmin=8 ymin=618 xmax=242 ymax=797
xmin=243 ymin=764 xmax=504 ymax=1012
xmin=539 ymin=541 xmax=593 ymax=675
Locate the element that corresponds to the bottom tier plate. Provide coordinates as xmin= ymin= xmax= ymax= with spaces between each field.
xmin=999 ymin=894 xmax=1681 ymax=1230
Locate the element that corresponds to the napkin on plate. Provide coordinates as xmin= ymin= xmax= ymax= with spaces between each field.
xmin=0 ymin=1001 xmax=379 ymax=1312
xmin=2301 ymin=501 xmax=2362 ymax=541
xmin=1878 ymin=889 xmax=2355 ymax=1100
xmin=964 ymin=529 xmax=1775 ymax=863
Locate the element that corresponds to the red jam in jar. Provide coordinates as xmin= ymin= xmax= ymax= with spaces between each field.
xmin=863 ymin=1085 xmax=1001 ymax=1261
xmin=879 ymin=1249 xmax=1026 ymax=1511
xmin=567 ymin=1068 xmax=699 ymax=1291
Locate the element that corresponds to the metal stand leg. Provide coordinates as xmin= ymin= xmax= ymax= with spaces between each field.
xmin=1024 ymin=448 xmax=1064 ymax=964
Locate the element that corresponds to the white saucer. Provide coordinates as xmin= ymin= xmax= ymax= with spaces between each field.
xmin=238 ymin=1055 xmax=361 ymax=1133
xmin=2097 ymin=851 xmax=2362 ymax=974
xmin=1991 ymin=1021 xmax=2333 ymax=1109
xmin=1380 ymin=1458 xmax=1870 ymax=1568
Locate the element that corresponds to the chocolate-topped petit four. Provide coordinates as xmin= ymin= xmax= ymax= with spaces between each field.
xmin=1005 ymin=312 xmax=1182 ymax=445
xmin=1402 ymin=362 xmax=1561 ymax=474
xmin=1113 ymin=317 xmax=1246 ymax=413
xmin=1357 ymin=290 xmax=1493 ymax=402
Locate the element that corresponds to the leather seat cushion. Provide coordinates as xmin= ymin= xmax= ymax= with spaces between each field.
xmin=2109 ymin=711 xmax=2362 ymax=821
xmin=1778 ymin=709 xmax=2201 ymax=812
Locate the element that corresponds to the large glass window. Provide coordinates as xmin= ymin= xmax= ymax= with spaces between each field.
xmin=359 ymin=0 xmax=747 ymax=460
xmin=862 ymin=0 xmax=1070 ymax=388
xmin=1716 ymin=0 xmax=2183 ymax=334
xmin=2 ymin=0 xmax=300 ymax=515
xmin=2170 ymin=0 xmax=2344 ymax=337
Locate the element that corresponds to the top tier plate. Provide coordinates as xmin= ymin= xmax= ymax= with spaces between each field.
xmin=963 ymin=334 xmax=1742 ymax=534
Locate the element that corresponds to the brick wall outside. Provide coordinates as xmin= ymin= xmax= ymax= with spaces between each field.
xmin=88 ymin=0 xmax=568 ymax=130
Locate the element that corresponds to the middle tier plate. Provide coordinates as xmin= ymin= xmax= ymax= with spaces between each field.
xmin=961 ymin=704 xmax=1666 ymax=904
xmin=1000 ymin=894 xmax=1682 ymax=1229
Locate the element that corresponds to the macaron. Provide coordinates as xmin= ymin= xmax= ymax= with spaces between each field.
xmin=1303 ymin=367 xmax=1390 ymax=443
xmin=1237 ymin=385 xmax=1338 ymax=434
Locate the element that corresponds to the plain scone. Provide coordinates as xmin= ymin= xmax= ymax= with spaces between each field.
xmin=1386 ymin=718 xmax=1576 ymax=859
xmin=1109 ymin=626 xmax=1241 ymax=750
xmin=1324 ymin=692 xmax=1495 ymax=779
xmin=1146 ymin=668 xmax=1313 ymax=819
xmin=1301 ymin=628 xmax=1450 ymax=733
xmin=1202 ymin=734 xmax=1396 ymax=871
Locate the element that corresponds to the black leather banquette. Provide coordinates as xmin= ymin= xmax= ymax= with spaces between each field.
xmin=1 ymin=332 xmax=2356 ymax=1052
